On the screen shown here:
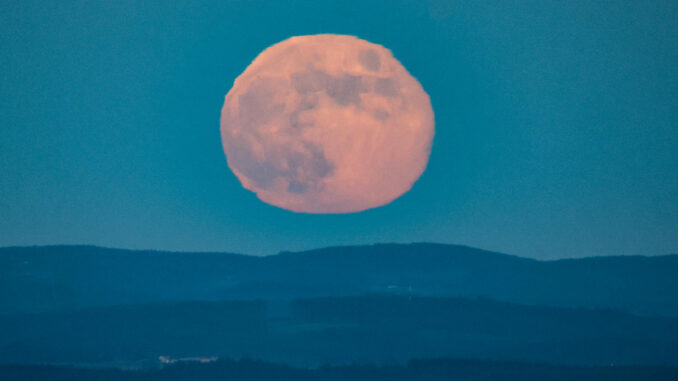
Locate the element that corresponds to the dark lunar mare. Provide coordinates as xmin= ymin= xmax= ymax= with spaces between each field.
xmin=223 ymin=76 xmax=334 ymax=193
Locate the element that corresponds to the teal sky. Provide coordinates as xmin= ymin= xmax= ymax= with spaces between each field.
xmin=1 ymin=0 xmax=677 ymax=258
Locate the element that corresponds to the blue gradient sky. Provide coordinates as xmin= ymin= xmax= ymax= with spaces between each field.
xmin=1 ymin=0 xmax=677 ymax=258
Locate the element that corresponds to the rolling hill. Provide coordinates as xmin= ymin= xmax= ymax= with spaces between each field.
xmin=1 ymin=243 xmax=676 ymax=316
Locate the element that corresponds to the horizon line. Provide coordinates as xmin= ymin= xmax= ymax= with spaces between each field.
xmin=1 ymin=242 xmax=675 ymax=262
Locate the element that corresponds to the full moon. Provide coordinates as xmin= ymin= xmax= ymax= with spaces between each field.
xmin=220 ymin=34 xmax=434 ymax=213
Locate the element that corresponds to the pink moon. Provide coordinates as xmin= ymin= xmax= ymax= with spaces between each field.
xmin=220 ymin=34 xmax=435 ymax=213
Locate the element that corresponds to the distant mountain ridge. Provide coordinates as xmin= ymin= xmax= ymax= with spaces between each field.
xmin=1 ymin=243 xmax=677 ymax=316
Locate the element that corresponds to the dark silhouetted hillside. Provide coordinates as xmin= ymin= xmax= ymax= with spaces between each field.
xmin=1 ymin=296 xmax=677 ymax=366
xmin=1 ymin=358 xmax=677 ymax=381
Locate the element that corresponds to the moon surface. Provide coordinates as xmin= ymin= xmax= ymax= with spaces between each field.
xmin=220 ymin=34 xmax=434 ymax=213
